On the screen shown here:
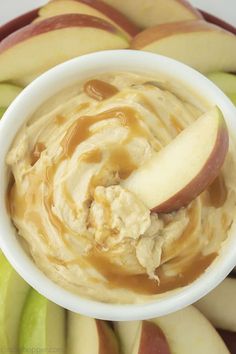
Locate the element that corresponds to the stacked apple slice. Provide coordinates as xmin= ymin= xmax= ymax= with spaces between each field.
xmin=36 ymin=0 xmax=139 ymax=39
xmin=0 ymin=0 xmax=235 ymax=85
xmin=131 ymin=20 xmax=236 ymax=73
xmin=102 ymin=0 xmax=203 ymax=28
xmin=0 ymin=13 xmax=130 ymax=85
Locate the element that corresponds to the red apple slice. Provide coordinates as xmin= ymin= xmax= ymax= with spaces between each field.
xmin=122 ymin=106 xmax=229 ymax=213
xmin=131 ymin=20 xmax=236 ymax=73
xmin=0 ymin=14 xmax=129 ymax=83
xmin=151 ymin=306 xmax=230 ymax=354
xmin=67 ymin=312 xmax=119 ymax=354
xmin=102 ymin=0 xmax=202 ymax=28
xmin=196 ymin=278 xmax=236 ymax=332
xmin=131 ymin=321 xmax=171 ymax=354
xmin=37 ymin=0 xmax=139 ymax=39
xmin=116 ymin=306 xmax=229 ymax=354
xmin=217 ymin=330 xmax=236 ymax=354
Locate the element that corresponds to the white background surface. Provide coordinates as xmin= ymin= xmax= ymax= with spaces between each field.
xmin=0 ymin=0 xmax=236 ymax=27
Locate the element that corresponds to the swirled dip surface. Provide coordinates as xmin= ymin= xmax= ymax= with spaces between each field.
xmin=7 ymin=73 xmax=236 ymax=303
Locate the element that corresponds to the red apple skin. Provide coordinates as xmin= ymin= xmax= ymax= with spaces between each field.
xmin=96 ymin=320 xmax=119 ymax=354
xmin=0 ymin=9 xmax=38 ymax=42
xmin=151 ymin=119 xmax=229 ymax=213
xmin=138 ymin=321 xmax=171 ymax=354
xmin=131 ymin=20 xmax=234 ymax=49
xmin=0 ymin=13 xmax=124 ymax=54
xmin=217 ymin=330 xmax=236 ymax=354
xmin=71 ymin=0 xmax=139 ymax=36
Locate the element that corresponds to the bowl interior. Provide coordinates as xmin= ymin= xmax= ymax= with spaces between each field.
xmin=0 ymin=50 xmax=236 ymax=320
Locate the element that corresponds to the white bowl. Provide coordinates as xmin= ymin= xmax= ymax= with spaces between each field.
xmin=0 ymin=50 xmax=236 ymax=321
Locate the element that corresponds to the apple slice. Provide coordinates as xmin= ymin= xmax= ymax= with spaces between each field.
xmin=217 ymin=330 xmax=236 ymax=354
xmin=67 ymin=312 xmax=119 ymax=354
xmin=195 ymin=278 xmax=236 ymax=332
xmin=131 ymin=321 xmax=171 ymax=354
xmin=114 ymin=321 xmax=140 ymax=354
xmin=102 ymin=0 xmax=202 ymax=28
xmin=0 ymin=107 xmax=7 ymax=118
xmin=0 ymin=83 xmax=22 ymax=106
xmin=37 ymin=0 xmax=139 ymax=39
xmin=0 ymin=252 xmax=30 ymax=352
xmin=19 ymin=289 xmax=66 ymax=354
xmin=131 ymin=20 xmax=236 ymax=73
xmin=116 ymin=307 xmax=229 ymax=354
xmin=207 ymin=72 xmax=236 ymax=94
xmin=151 ymin=306 xmax=230 ymax=354
xmin=228 ymin=93 xmax=236 ymax=106
xmin=0 ymin=14 xmax=129 ymax=83
xmin=207 ymin=72 xmax=236 ymax=106
xmin=122 ymin=106 xmax=228 ymax=213
xmin=114 ymin=321 xmax=170 ymax=354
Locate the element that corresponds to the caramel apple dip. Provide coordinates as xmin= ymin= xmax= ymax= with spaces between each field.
xmin=6 ymin=72 xmax=236 ymax=303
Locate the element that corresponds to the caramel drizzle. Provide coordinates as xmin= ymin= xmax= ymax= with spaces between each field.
xmin=83 ymin=79 xmax=119 ymax=101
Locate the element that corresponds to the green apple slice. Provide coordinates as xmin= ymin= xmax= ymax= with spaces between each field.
xmin=0 ymin=106 xmax=7 ymax=118
xmin=228 ymin=93 xmax=236 ymax=106
xmin=195 ymin=278 xmax=236 ymax=332
xmin=19 ymin=289 xmax=66 ymax=354
xmin=207 ymin=72 xmax=236 ymax=94
xmin=0 ymin=252 xmax=30 ymax=352
xmin=0 ymin=83 xmax=22 ymax=106
xmin=207 ymin=72 xmax=236 ymax=106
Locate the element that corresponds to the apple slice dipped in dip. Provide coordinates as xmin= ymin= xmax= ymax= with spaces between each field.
xmin=122 ymin=106 xmax=229 ymax=213
xmin=6 ymin=73 xmax=236 ymax=304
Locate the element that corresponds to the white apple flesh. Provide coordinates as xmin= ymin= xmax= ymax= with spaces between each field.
xmin=122 ymin=106 xmax=229 ymax=213
xmin=0 ymin=252 xmax=30 ymax=352
xmin=67 ymin=312 xmax=119 ymax=354
xmin=102 ymin=0 xmax=202 ymax=28
xmin=0 ymin=14 xmax=129 ymax=83
xmin=195 ymin=278 xmax=236 ymax=332
xmin=131 ymin=20 xmax=236 ymax=73
xmin=114 ymin=321 xmax=140 ymax=354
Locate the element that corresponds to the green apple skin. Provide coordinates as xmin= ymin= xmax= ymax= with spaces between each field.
xmin=228 ymin=93 xmax=236 ymax=106
xmin=0 ymin=106 xmax=7 ymax=118
xmin=0 ymin=83 xmax=22 ymax=106
xmin=0 ymin=252 xmax=30 ymax=353
xmin=19 ymin=289 xmax=66 ymax=354
xmin=207 ymin=72 xmax=236 ymax=106
xmin=207 ymin=72 xmax=236 ymax=94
